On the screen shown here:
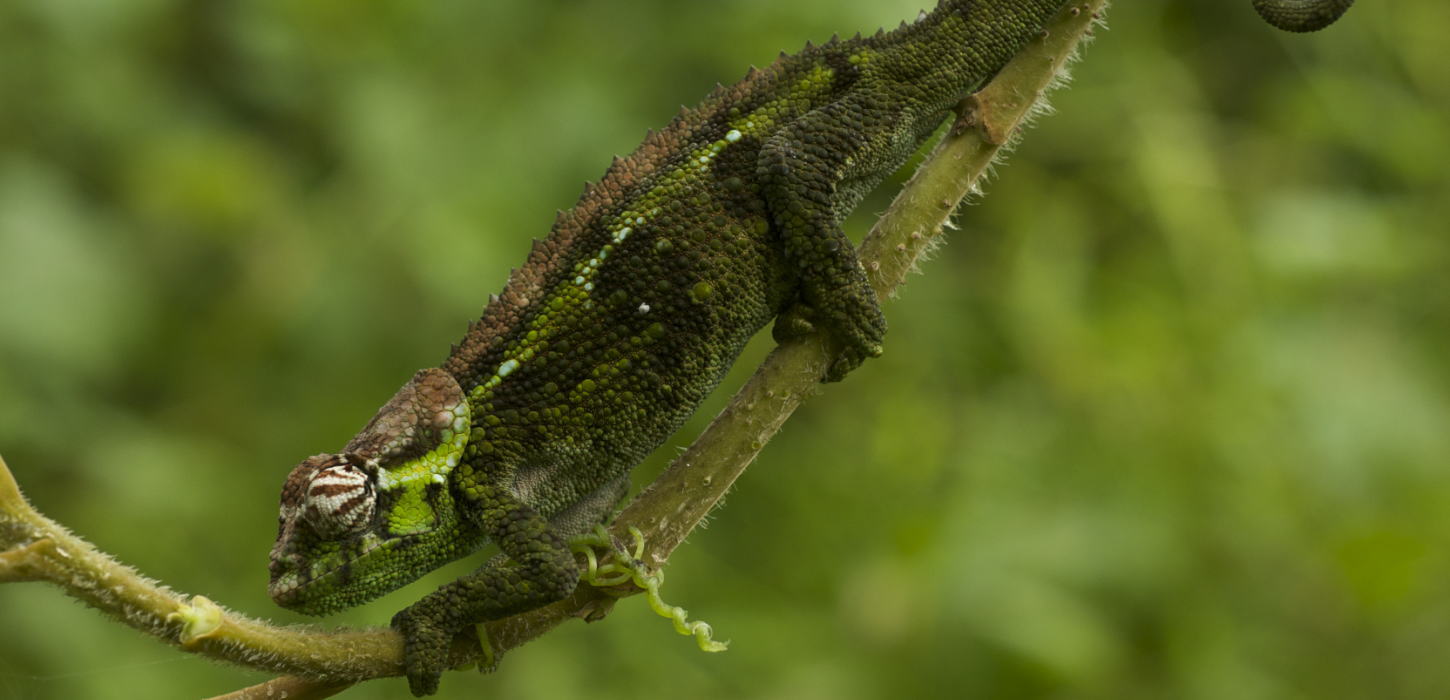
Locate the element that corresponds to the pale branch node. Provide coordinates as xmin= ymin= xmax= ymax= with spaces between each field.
xmin=0 ymin=2 xmax=1106 ymax=696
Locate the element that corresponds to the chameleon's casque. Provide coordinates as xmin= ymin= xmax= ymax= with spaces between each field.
xmin=268 ymin=0 xmax=1354 ymax=694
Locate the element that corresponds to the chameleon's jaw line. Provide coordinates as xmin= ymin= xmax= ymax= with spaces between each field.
xmin=267 ymin=533 xmax=393 ymax=612
xmin=269 ymin=515 xmax=486 ymax=615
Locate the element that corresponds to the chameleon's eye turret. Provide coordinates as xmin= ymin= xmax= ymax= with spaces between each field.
xmin=302 ymin=461 xmax=376 ymax=537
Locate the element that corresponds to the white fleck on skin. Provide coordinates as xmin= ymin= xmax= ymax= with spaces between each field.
xmin=637 ymin=303 xmax=651 ymax=314
xmin=497 ymin=359 xmax=519 ymax=378
xmin=725 ymin=129 xmax=742 ymax=142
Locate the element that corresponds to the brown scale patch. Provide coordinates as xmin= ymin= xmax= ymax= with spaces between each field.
xmin=279 ymin=454 xmax=335 ymax=508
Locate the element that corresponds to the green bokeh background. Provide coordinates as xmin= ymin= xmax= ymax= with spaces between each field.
xmin=2 ymin=1 xmax=1446 ymax=698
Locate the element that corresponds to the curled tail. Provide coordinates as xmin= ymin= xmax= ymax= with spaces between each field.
xmin=1253 ymin=0 xmax=1354 ymax=32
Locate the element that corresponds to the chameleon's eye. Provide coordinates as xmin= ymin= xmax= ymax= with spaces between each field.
xmin=302 ymin=463 xmax=376 ymax=537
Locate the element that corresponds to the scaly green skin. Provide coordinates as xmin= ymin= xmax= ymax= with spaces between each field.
xmin=268 ymin=1 xmax=1354 ymax=695
xmin=1254 ymin=0 xmax=1354 ymax=32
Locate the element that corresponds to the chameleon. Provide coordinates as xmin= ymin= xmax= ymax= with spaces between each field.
xmin=267 ymin=0 xmax=1355 ymax=694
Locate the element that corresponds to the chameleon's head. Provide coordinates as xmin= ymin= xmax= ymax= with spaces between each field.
xmin=268 ymin=368 xmax=484 ymax=614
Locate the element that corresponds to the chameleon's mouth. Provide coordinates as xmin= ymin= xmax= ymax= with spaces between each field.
xmin=267 ymin=532 xmax=397 ymax=612
xmin=268 ymin=506 xmax=486 ymax=615
xmin=267 ymin=574 xmax=311 ymax=609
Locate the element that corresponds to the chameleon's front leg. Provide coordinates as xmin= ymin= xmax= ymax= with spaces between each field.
xmin=391 ymin=484 xmax=578 ymax=696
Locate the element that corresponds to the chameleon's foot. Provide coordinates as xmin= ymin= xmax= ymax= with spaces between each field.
xmin=821 ymin=319 xmax=886 ymax=383
xmin=825 ymin=276 xmax=887 ymax=382
xmin=777 ymin=287 xmax=886 ymax=383
xmin=391 ymin=604 xmax=463 ymax=696
xmin=570 ymin=526 xmax=729 ymax=653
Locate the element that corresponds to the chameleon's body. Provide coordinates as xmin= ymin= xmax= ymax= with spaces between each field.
xmin=267 ymin=0 xmax=1355 ymax=694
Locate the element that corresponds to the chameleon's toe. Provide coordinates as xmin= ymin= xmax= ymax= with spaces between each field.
xmin=773 ymin=292 xmax=886 ymax=383
xmin=818 ymin=293 xmax=887 ymax=383
xmin=823 ymin=344 xmax=883 ymax=382
xmin=391 ymin=605 xmax=454 ymax=697
xmin=771 ymin=303 xmax=818 ymax=343
xmin=474 ymin=623 xmax=500 ymax=673
xmin=824 ymin=345 xmax=881 ymax=383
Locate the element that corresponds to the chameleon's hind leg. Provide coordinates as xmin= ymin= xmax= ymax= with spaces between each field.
xmin=759 ymin=97 xmax=916 ymax=381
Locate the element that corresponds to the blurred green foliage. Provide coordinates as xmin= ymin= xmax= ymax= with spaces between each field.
xmin=2 ymin=1 xmax=1447 ymax=698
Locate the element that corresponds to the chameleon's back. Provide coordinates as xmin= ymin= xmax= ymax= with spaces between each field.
xmin=442 ymin=0 xmax=1068 ymax=520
